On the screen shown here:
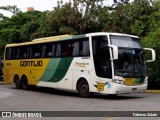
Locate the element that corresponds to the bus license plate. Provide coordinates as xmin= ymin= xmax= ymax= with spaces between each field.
xmin=132 ymin=88 xmax=137 ymax=91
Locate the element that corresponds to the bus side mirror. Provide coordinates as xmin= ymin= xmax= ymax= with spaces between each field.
xmin=144 ymin=48 xmax=156 ymax=62
xmin=108 ymin=44 xmax=118 ymax=60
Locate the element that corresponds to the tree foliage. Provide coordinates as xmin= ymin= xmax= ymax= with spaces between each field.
xmin=0 ymin=5 xmax=21 ymax=15
xmin=0 ymin=0 xmax=160 ymax=85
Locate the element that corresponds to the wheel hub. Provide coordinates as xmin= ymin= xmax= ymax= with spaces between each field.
xmin=81 ymin=84 xmax=88 ymax=93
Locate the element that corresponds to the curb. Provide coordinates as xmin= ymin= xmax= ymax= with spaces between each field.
xmin=0 ymin=81 xmax=7 ymax=85
xmin=145 ymin=90 xmax=160 ymax=93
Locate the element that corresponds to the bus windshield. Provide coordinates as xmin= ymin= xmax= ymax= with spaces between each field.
xmin=110 ymin=35 xmax=142 ymax=48
xmin=113 ymin=49 xmax=147 ymax=78
xmin=110 ymin=35 xmax=147 ymax=78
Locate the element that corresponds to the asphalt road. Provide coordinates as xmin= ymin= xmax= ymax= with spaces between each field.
xmin=0 ymin=84 xmax=160 ymax=120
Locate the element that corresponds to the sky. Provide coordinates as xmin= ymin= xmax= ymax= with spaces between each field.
xmin=0 ymin=0 xmax=58 ymax=17
xmin=0 ymin=0 xmax=113 ymax=17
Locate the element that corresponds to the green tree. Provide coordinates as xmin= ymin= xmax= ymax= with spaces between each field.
xmin=103 ymin=1 xmax=132 ymax=33
xmin=130 ymin=0 xmax=154 ymax=37
xmin=0 ymin=5 xmax=21 ymax=15
xmin=49 ymin=2 xmax=83 ymax=34
xmin=0 ymin=9 xmax=48 ymax=58
xmin=142 ymin=1 xmax=160 ymax=82
xmin=72 ymin=0 xmax=104 ymax=17
xmin=19 ymin=10 xmax=47 ymax=41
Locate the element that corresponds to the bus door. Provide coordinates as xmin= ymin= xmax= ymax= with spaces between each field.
xmin=98 ymin=49 xmax=112 ymax=78
xmin=91 ymin=35 xmax=112 ymax=92
xmin=92 ymin=36 xmax=112 ymax=83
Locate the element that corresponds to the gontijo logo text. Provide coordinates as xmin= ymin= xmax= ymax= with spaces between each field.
xmin=20 ymin=60 xmax=43 ymax=67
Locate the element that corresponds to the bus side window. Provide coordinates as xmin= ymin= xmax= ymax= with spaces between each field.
xmin=6 ymin=48 xmax=12 ymax=60
xmin=15 ymin=48 xmax=20 ymax=59
xmin=56 ymin=44 xmax=61 ymax=57
xmin=52 ymin=44 xmax=55 ymax=57
xmin=31 ymin=45 xmax=42 ymax=58
xmin=82 ymin=40 xmax=90 ymax=56
xmin=23 ymin=46 xmax=30 ymax=59
xmin=42 ymin=45 xmax=46 ymax=57
xmin=38 ymin=46 xmax=42 ymax=57
xmin=61 ymin=42 xmax=73 ymax=57
xmin=79 ymin=40 xmax=90 ymax=56
xmin=68 ymin=42 xmax=73 ymax=56
xmin=11 ymin=48 xmax=15 ymax=59
xmin=44 ymin=43 xmax=55 ymax=57
xmin=72 ymin=38 xmax=90 ymax=57
xmin=73 ymin=42 xmax=79 ymax=56
xmin=62 ymin=42 xmax=67 ymax=57
xmin=31 ymin=46 xmax=35 ymax=58
xmin=20 ymin=46 xmax=29 ymax=59
xmin=19 ymin=47 xmax=23 ymax=59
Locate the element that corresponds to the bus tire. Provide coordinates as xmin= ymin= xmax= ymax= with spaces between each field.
xmin=21 ymin=76 xmax=28 ymax=90
xmin=14 ymin=75 xmax=22 ymax=89
xmin=77 ymin=79 xmax=91 ymax=98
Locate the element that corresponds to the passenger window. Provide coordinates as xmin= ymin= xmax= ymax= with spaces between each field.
xmin=42 ymin=45 xmax=46 ymax=57
xmin=61 ymin=42 xmax=73 ymax=57
xmin=44 ymin=44 xmax=55 ymax=57
xmin=56 ymin=44 xmax=61 ymax=57
xmin=79 ymin=40 xmax=90 ymax=56
xmin=31 ymin=45 xmax=42 ymax=58
xmin=82 ymin=40 xmax=89 ymax=56
xmin=6 ymin=48 xmax=12 ymax=60
xmin=72 ymin=38 xmax=90 ymax=56
xmin=73 ymin=42 xmax=79 ymax=56
xmin=21 ymin=46 xmax=29 ymax=59
xmin=12 ymin=47 xmax=20 ymax=59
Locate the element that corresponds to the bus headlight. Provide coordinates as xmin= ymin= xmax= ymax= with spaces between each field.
xmin=113 ymin=79 xmax=125 ymax=85
xmin=144 ymin=80 xmax=148 ymax=84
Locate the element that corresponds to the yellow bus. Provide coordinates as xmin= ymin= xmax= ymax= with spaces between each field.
xmin=4 ymin=32 xmax=156 ymax=97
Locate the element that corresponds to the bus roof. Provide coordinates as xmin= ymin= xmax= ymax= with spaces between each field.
xmin=88 ymin=32 xmax=139 ymax=38
xmin=5 ymin=34 xmax=88 ymax=47
xmin=5 ymin=32 xmax=139 ymax=47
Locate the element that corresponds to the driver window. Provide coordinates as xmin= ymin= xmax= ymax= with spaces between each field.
xmin=92 ymin=36 xmax=112 ymax=78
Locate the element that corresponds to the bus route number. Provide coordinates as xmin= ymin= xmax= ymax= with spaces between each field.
xmin=6 ymin=63 xmax=11 ymax=66
xmin=97 ymin=83 xmax=106 ymax=92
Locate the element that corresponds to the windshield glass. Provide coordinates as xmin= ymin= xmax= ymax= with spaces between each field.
xmin=113 ymin=49 xmax=147 ymax=78
xmin=110 ymin=35 xmax=142 ymax=48
xmin=110 ymin=35 xmax=147 ymax=78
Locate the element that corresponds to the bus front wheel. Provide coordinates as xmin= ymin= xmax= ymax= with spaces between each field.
xmin=77 ymin=79 xmax=91 ymax=98
xmin=21 ymin=76 xmax=28 ymax=90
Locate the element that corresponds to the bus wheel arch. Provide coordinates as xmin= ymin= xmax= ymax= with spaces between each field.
xmin=21 ymin=75 xmax=28 ymax=90
xmin=76 ymin=77 xmax=92 ymax=98
xmin=14 ymin=74 xmax=22 ymax=89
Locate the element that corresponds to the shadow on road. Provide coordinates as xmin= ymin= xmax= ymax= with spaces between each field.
xmin=6 ymin=84 xmax=144 ymax=100
xmin=93 ymin=94 xmax=143 ymax=100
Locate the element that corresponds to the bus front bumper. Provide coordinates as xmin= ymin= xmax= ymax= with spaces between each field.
xmin=103 ymin=83 xmax=148 ymax=94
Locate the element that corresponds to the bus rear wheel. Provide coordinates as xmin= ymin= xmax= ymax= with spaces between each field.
xmin=77 ymin=79 xmax=91 ymax=98
xmin=14 ymin=76 xmax=22 ymax=89
xmin=21 ymin=76 xmax=28 ymax=90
